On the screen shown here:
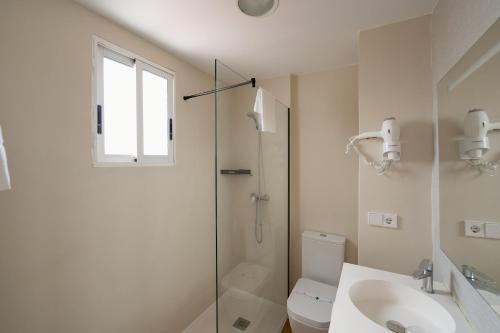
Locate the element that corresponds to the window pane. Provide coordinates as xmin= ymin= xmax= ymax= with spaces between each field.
xmin=142 ymin=70 xmax=169 ymax=156
xmin=103 ymin=57 xmax=137 ymax=156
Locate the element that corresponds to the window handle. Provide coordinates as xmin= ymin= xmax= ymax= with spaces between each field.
xmin=169 ymin=118 xmax=173 ymax=141
xmin=97 ymin=105 xmax=103 ymax=134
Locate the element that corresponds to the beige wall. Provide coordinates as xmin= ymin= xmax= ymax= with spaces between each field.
xmin=291 ymin=66 xmax=359 ymax=286
xmin=260 ymin=76 xmax=292 ymax=107
xmin=358 ymin=16 xmax=434 ymax=274
xmin=6 ymin=1 xmax=496 ymax=332
xmin=0 ymin=1 xmax=215 ymax=333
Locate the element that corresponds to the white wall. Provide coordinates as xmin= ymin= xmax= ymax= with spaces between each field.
xmin=431 ymin=1 xmax=500 ymax=332
xmin=0 ymin=1 xmax=215 ymax=332
xmin=357 ymin=15 xmax=434 ymax=275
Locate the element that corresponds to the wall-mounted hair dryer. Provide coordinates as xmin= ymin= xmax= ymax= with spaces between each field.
xmin=346 ymin=117 xmax=401 ymax=175
xmin=458 ymin=109 xmax=500 ymax=175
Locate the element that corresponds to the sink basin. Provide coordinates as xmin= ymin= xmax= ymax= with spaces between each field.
xmin=349 ymin=279 xmax=456 ymax=333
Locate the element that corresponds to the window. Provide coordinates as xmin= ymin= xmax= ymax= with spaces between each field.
xmin=93 ymin=37 xmax=175 ymax=166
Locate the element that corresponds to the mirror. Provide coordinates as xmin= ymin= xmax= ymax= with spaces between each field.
xmin=438 ymin=18 xmax=500 ymax=316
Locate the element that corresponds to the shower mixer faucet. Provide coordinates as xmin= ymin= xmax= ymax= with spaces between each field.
xmin=250 ymin=193 xmax=270 ymax=202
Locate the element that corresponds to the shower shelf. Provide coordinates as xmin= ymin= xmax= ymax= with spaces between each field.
xmin=220 ymin=169 xmax=252 ymax=175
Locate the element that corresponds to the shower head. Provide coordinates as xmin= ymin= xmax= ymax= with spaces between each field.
xmin=247 ymin=112 xmax=260 ymax=130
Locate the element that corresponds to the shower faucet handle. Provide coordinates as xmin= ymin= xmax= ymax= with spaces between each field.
xmin=260 ymin=194 xmax=270 ymax=201
xmin=250 ymin=193 xmax=270 ymax=202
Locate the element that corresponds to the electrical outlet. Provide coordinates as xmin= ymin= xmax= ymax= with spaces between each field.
xmin=368 ymin=212 xmax=398 ymax=229
xmin=464 ymin=220 xmax=500 ymax=239
xmin=465 ymin=220 xmax=485 ymax=238
xmin=382 ymin=213 xmax=398 ymax=229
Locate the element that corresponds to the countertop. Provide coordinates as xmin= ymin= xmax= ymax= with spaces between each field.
xmin=330 ymin=263 xmax=474 ymax=333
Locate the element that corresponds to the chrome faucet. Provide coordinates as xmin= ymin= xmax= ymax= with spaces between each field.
xmin=250 ymin=193 xmax=270 ymax=202
xmin=413 ymin=259 xmax=434 ymax=293
xmin=462 ymin=265 xmax=500 ymax=296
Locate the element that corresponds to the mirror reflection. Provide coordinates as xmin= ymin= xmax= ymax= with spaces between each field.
xmin=438 ymin=19 xmax=500 ymax=315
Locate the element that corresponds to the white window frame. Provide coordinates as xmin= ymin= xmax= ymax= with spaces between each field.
xmin=91 ymin=36 xmax=176 ymax=167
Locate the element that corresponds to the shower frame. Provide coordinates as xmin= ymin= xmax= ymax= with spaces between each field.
xmin=213 ymin=60 xmax=290 ymax=333
xmin=184 ymin=59 xmax=290 ymax=333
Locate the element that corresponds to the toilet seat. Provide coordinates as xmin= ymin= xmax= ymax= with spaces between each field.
xmin=287 ymin=278 xmax=338 ymax=330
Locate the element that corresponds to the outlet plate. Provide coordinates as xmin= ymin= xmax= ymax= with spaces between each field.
xmin=368 ymin=212 xmax=383 ymax=226
xmin=382 ymin=213 xmax=398 ymax=229
xmin=464 ymin=220 xmax=500 ymax=239
xmin=368 ymin=212 xmax=398 ymax=229
xmin=465 ymin=220 xmax=485 ymax=238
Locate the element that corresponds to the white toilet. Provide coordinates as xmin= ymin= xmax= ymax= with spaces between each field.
xmin=287 ymin=231 xmax=345 ymax=333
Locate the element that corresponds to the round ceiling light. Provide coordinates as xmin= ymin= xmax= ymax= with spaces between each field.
xmin=237 ymin=0 xmax=279 ymax=17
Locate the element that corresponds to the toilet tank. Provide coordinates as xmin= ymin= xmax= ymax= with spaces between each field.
xmin=301 ymin=231 xmax=346 ymax=286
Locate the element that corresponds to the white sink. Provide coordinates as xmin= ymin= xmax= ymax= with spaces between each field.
xmin=349 ymin=279 xmax=456 ymax=333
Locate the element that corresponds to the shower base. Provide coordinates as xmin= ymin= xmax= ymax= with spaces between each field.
xmin=182 ymin=288 xmax=287 ymax=333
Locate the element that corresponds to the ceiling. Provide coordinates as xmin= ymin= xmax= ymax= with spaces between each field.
xmin=76 ymin=0 xmax=437 ymax=79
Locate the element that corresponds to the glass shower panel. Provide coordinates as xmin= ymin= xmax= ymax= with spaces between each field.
xmin=215 ymin=60 xmax=289 ymax=333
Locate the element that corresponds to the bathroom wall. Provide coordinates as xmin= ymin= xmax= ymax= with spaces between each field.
xmin=357 ymin=15 xmax=434 ymax=275
xmin=214 ymin=70 xmax=291 ymax=305
xmin=215 ymin=87 xmax=241 ymax=290
xmin=217 ymin=85 xmax=289 ymax=305
xmin=260 ymin=76 xmax=292 ymax=108
xmin=216 ymin=70 xmax=358 ymax=292
xmin=291 ymin=66 xmax=359 ymax=286
xmin=431 ymin=0 xmax=500 ymax=332
xmin=0 ymin=1 xmax=215 ymax=333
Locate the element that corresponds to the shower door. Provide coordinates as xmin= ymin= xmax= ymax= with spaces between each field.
xmin=215 ymin=60 xmax=289 ymax=333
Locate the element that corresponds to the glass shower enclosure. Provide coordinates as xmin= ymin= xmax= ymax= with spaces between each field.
xmin=215 ymin=60 xmax=289 ymax=333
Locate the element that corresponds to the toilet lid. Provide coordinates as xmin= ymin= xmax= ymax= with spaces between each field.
xmin=287 ymin=278 xmax=337 ymax=329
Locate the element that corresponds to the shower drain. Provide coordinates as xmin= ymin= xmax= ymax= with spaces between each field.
xmin=233 ymin=317 xmax=251 ymax=331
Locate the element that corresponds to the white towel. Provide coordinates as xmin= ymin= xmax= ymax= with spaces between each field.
xmin=253 ymin=87 xmax=276 ymax=133
xmin=0 ymin=126 xmax=11 ymax=191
